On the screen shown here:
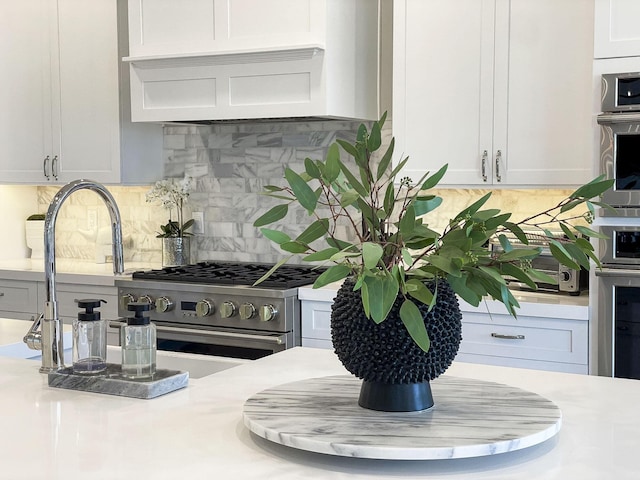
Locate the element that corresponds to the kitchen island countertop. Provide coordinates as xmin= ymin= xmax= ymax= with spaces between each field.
xmin=0 ymin=323 xmax=636 ymax=479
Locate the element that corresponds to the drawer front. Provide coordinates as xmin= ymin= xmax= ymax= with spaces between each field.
xmin=0 ymin=280 xmax=38 ymax=315
xmin=54 ymin=284 xmax=118 ymax=322
xmin=301 ymin=300 xmax=332 ymax=341
xmin=459 ymin=312 xmax=588 ymax=366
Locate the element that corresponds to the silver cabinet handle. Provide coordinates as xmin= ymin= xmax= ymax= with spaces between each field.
xmin=495 ymin=150 xmax=502 ymax=182
xmin=43 ymin=155 xmax=50 ymax=180
xmin=491 ymin=332 xmax=525 ymax=340
xmin=481 ymin=150 xmax=488 ymax=182
xmin=51 ymin=155 xmax=58 ymax=180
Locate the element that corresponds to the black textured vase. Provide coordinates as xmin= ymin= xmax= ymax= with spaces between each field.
xmin=331 ymin=278 xmax=463 ymax=412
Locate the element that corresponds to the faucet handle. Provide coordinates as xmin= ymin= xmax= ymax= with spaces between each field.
xmin=23 ymin=313 xmax=44 ymax=351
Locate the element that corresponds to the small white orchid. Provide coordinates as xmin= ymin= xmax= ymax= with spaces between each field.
xmin=146 ymin=176 xmax=195 ymax=238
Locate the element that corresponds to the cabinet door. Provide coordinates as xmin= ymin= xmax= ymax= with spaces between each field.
xmin=594 ymin=0 xmax=640 ymax=59
xmin=494 ymin=0 xmax=594 ymax=185
xmin=393 ymin=0 xmax=496 ymax=186
xmin=127 ymin=0 xmax=325 ymax=58
xmin=0 ymin=0 xmax=55 ymax=183
xmin=55 ymin=0 xmax=120 ymax=183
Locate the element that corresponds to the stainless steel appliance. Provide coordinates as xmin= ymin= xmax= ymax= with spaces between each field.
xmin=597 ymin=72 xmax=640 ymax=212
xmin=489 ymin=231 xmax=587 ymax=295
xmin=114 ymin=261 xmax=325 ymax=360
xmin=596 ymin=266 xmax=640 ymax=379
xmin=596 ymin=72 xmax=640 ymax=379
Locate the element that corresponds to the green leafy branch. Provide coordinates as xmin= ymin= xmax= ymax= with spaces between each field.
xmin=253 ymin=114 xmax=614 ymax=354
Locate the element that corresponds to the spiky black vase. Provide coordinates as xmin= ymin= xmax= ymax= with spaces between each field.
xmin=331 ymin=278 xmax=463 ymax=411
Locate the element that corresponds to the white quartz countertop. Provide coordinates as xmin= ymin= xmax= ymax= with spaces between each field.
xmin=0 ymin=320 xmax=636 ymax=479
xmin=0 ymin=259 xmax=158 ymax=286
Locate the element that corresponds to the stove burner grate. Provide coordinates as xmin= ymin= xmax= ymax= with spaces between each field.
xmin=132 ymin=261 xmax=327 ymax=289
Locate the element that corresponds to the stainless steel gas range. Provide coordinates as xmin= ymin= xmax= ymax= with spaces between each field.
xmin=114 ymin=261 xmax=325 ymax=360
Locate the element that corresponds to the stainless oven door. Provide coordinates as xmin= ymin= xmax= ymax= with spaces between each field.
xmin=597 ymin=113 xmax=640 ymax=209
xmin=596 ymin=267 xmax=640 ymax=379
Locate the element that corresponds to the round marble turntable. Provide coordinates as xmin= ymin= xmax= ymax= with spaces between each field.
xmin=243 ymin=375 xmax=562 ymax=460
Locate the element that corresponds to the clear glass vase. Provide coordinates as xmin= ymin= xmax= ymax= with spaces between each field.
xmin=162 ymin=237 xmax=191 ymax=267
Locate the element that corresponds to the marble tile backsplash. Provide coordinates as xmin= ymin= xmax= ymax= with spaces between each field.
xmin=34 ymin=120 xmax=579 ymax=265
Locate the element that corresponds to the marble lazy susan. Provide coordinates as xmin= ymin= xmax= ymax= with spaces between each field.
xmin=243 ymin=375 xmax=562 ymax=460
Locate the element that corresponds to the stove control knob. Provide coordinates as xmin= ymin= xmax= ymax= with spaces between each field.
xmin=220 ymin=301 xmax=236 ymax=318
xmin=239 ymin=303 xmax=256 ymax=320
xmin=138 ymin=295 xmax=153 ymax=305
xmin=120 ymin=293 xmax=136 ymax=310
xmin=196 ymin=299 xmax=215 ymax=317
xmin=155 ymin=296 xmax=174 ymax=313
xmin=259 ymin=304 xmax=278 ymax=322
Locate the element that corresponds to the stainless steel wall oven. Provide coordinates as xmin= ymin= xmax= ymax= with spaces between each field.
xmin=598 ymin=72 xmax=640 ymax=212
xmin=596 ymin=72 xmax=640 ymax=379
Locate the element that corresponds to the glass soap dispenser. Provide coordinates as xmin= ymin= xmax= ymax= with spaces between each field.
xmin=121 ymin=301 xmax=157 ymax=379
xmin=73 ymin=298 xmax=108 ymax=374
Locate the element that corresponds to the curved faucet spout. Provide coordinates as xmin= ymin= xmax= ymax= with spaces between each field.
xmin=31 ymin=179 xmax=125 ymax=373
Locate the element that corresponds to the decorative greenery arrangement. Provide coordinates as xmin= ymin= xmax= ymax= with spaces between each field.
xmin=254 ymin=113 xmax=613 ymax=353
xmin=146 ymin=176 xmax=195 ymax=238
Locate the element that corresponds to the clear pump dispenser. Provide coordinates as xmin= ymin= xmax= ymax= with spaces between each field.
xmin=121 ymin=302 xmax=157 ymax=379
xmin=73 ymin=299 xmax=108 ymax=374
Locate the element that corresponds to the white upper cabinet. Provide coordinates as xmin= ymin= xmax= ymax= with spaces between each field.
xmin=0 ymin=0 xmax=162 ymax=185
xmin=124 ymin=0 xmax=380 ymax=122
xmin=127 ymin=0 xmax=326 ymax=57
xmin=393 ymin=0 xmax=595 ymax=187
xmin=594 ymin=0 xmax=640 ymax=58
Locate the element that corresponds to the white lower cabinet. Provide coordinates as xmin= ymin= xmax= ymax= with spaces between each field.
xmin=301 ymin=295 xmax=589 ymax=374
xmin=0 ymin=277 xmax=118 ymax=344
xmin=301 ymin=300 xmax=333 ymax=350
xmin=457 ymin=303 xmax=589 ymax=374
xmin=0 ymin=280 xmax=40 ymax=320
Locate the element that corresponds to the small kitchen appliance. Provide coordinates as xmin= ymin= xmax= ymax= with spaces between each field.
xmin=489 ymin=231 xmax=588 ymax=295
xmin=114 ymin=261 xmax=326 ymax=360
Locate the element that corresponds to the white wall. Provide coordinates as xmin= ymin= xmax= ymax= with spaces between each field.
xmin=0 ymin=186 xmax=38 ymax=260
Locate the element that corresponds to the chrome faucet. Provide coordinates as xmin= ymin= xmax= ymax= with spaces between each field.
xmin=24 ymin=179 xmax=125 ymax=373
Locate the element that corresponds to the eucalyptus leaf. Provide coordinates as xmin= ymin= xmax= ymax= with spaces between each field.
xmin=399 ymin=300 xmax=431 ymax=353
xmin=302 ymin=247 xmax=339 ymax=262
xmin=376 ymin=137 xmax=395 ymax=181
xmin=362 ymin=242 xmax=384 ymax=269
xmin=324 ymin=144 xmax=341 ymax=182
xmin=253 ymin=204 xmax=288 ymax=227
xmin=362 ymin=275 xmax=399 ymax=324
xmin=313 ymin=264 xmax=351 ymax=288
xmin=285 ymin=168 xmax=317 ymax=213
xmin=296 ymin=219 xmax=329 ymax=245
xmin=260 ymin=228 xmax=290 ymax=245
xmin=420 ymin=164 xmax=448 ymax=190
xmin=304 ymin=157 xmax=321 ymax=179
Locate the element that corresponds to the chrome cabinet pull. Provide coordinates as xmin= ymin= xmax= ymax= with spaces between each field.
xmin=481 ymin=150 xmax=488 ymax=182
xmin=491 ymin=332 xmax=525 ymax=340
xmin=43 ymin=155 xmax=50 ymax=180
xmin=51 ymin=155 xmax=58 ymax=180
xmin=495 ymin=150 xmax=502 ymax=182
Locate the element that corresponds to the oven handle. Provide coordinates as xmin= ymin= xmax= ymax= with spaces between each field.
xmin=595 ymin=267 xmax=640 ymax=278
xmin=109 ymin=321 xmax=286 ymax=345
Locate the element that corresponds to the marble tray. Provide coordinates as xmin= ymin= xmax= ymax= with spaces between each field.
xmin=243 ymin=375 xmax=562 ymax=460
xmin=48 ymin=364 xmax=189 ymax=399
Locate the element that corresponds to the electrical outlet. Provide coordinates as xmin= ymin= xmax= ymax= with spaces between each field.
xmin=192 ymin=211 xmax=204 ymax=234
xmin=87 ymin=209 xmax=98 ymax=231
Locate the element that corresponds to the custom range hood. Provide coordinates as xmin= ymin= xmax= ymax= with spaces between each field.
xmin=124 ymin=0 xmax=380 ymax=123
